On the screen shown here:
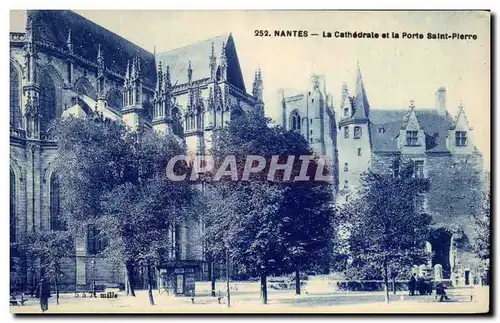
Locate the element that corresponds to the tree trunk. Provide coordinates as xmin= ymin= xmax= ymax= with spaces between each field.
xmin=295 ymin=267 xmax=301 ymax=295
xmin=55 ymin=275 xmax=59 ymax=305
xmin=383 ymin=264 xmax=390 ymax=304
xmin=393 ymin=277 xmax=397 ymax=295
xmin=125 ymin=260 xmax=136 ymax=297
xmin=147 ymin=264 xmax=155 ymax=306
xmin=226 ymin=250 xmax=231 ymax=308
xmin=211 ymin=261 xmax=216 ymax=297
xmin=260 ymin=271 xmax=268 ymax=304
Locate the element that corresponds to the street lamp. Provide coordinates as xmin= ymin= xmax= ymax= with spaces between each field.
xmin=91 ymin=260 xmax=96 ymax=297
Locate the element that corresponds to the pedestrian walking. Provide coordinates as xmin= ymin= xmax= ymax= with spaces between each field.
xmin=408 ymin=273 xmax=417 ymax=296
xmin=36 ymin=278 xmax=51 ymax=313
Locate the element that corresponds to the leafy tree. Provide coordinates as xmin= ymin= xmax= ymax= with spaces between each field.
xmin=14 ymin=231 xmax=74 ymax=304
xmin=471 ymin=189 xmax=490 ymax=285
xmin=203 ymin=111 xmax=335 ymax=303
xmin=53 ymin=117 xmax=196 ymax=305
xmin=339 ymin=163 xmax=432 ymax=303
xmin=471 ymin=190 xmax=490 ymax=261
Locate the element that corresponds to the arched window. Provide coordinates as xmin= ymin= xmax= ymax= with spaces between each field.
xmin=50 ymin=173 xmax=63 ymax=230
xmin=196 ymin=107 xmax=203 ymax=129
xmin=107 ymin=90 xmax=123 ymax=111
xmin=39 ymin=73 xmax=57 ymax=132
xmin=10 ymin=64 xmax=22 ymax=129
xmin=172 ymin=107 xmax=183 ymax=136
xmin=290 ymin=110 xmax=301 ymax=131
xmin=10 ymin=168 xmax=15 ymax=243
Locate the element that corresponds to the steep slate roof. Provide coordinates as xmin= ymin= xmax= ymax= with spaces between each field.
xmin=352 ymin=64 xmax=370 ymax=119
xmin=28 ymin=10 xmax=157 ymax=88
xmin=369 ymin=109 xmax=454 ymax=153
xmin=155 ymin=33 xmax=246 ymax=91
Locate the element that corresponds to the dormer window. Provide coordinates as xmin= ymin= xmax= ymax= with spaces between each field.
xmin=406 ymin=130 xmax=419 ymax=146
xmin=344 ymin=126 xmax=349 ymax=138
xmin=344 ymin=107 xmax=349 ymax=117
xmin=378 ymin=127 xmax=386 ymax=134
xmin=344 ymin=163 xmax=349 ymax=172
xmin=354 ymin=126 xmax=362 ymax=139
xmin=455 ymin=131 xmax=467 ymax=146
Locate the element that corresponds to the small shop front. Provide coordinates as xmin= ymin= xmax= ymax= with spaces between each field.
xmin=157 ymin=261 xmax=199 ymax=296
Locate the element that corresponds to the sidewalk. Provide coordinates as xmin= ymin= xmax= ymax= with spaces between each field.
xmin=10 ymin=285 xmax=489 ymax=314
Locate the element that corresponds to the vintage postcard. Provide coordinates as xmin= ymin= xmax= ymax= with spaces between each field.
xmin=9 ymin=10 xmax=490 ymax=314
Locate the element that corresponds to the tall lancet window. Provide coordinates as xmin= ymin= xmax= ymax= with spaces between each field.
xmin=39 ymin=74 xmax=57 ymax=132
xmin=291 ymin=110 xmax=301 ymax=131
xmin=50 ymin=173 xmax=64 ymax=230
xmin=10 ymin=64 xmax=22 ymax=129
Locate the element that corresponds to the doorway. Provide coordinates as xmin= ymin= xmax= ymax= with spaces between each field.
xmin=176 ymin=274 xmax=185 ymax=294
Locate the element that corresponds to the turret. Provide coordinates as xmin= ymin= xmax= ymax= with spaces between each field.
xmin=336 ymin=62 xmax=373 ymax=201
xmin=122 ymin=53 xmax=144 ymax=130
xmin=252 ymin=69 xmax=264 ymax=112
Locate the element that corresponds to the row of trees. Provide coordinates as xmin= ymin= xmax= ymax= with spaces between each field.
xmin=10 ymin=112 xmax=490 ymax=306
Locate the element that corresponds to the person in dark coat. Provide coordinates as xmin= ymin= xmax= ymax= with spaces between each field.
xmin=408 ymin=273 xmax=417 ymax=296
xmin=36 ymin=278 xmax=51 ymax=313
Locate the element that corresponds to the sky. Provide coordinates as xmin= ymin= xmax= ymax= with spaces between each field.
xmin=10 ymin=10 xmax=490 ymax=167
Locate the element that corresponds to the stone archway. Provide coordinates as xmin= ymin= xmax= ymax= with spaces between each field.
xmin=429 ymin=228 xmax=452 ymax=279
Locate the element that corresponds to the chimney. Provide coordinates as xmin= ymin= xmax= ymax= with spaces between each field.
xmin=435 ymin=87 xmax=447 ymax=116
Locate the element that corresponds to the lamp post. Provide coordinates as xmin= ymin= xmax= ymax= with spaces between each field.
xmin=91 ymin=260 xmax=96 ymax=297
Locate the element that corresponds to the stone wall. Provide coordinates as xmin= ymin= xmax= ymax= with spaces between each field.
xmin=371 ymin=150 xmax=484 ymax=280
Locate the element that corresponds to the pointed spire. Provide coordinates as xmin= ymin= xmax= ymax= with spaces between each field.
xmin=66 ymin=29 xmax=73 ymax=53
xmin=209 ymin=42 xmax=217 ymax=81
xmin=134 ymin=52 xmax=141 ymax=80
xmin=156 ymin=61 xmax=163 ymax=92
xmin=219 ymin=41 xmax=227 ymax=81
xmin=252 ymin=68 xmax=263 ymax=100
xmin=97 ymin=44 xmax=105 ymax=76
xmin=353 ymin=61 xmax=370 ymax=119
xmin=124 ymin=60 xmax=131 ymax=87
xmin=97 ymin=44 xmax=102 ymax=59
xmin=187 ymin=60 xmax=193 ymax=84
xmin=164 ymin=65 xmax=172 ymax=90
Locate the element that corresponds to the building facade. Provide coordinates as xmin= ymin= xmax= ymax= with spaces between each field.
xmin=281 ymin=65 xmax=485 ymax=285
xmin=10 ymin=10 xmax=263 ymax=292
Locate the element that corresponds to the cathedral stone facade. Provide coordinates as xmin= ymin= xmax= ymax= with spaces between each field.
xmin=10 ymin=10 xmax=263 ymax=292
xmin=281 ymin=65 xmax=485 ymax=286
